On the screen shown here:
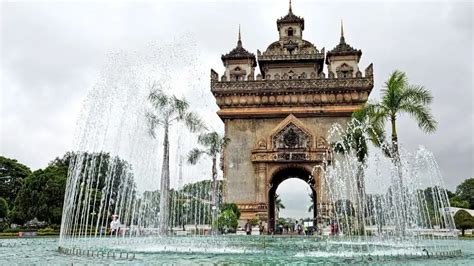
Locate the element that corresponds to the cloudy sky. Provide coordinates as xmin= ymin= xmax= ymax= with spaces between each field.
xmin=1 ymin=0 xmax=472 ymax=218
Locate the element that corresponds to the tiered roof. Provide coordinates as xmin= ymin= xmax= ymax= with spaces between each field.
xmin=221 ymin=27 xmax=257 ymax=67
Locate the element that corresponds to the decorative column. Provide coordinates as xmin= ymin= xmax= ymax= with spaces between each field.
xmin=256 ymin=163 xmax=267 ymax=203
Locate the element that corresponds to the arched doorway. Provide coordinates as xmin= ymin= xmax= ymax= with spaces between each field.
xmin=268 ymin=167 xmax=317 ymax=232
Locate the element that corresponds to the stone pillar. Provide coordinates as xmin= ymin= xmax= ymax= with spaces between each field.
xmin=256 ymin=163 xmax=266 ymax=203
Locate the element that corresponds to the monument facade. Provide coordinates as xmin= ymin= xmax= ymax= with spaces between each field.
xmin=210 ymin=3 xmax=373 ymax=229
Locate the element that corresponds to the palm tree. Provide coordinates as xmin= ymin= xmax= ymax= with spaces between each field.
xmin=372 ymin=70 xmax=437 ymax=234
xmin=307 ymin=193 xmax=314 ymax=213
xmin=333 ymin=104 xmax=386 ymax=234
xmin=147 ymin=85 xmax=206 ymax=235
xmin=275 ymin=194 xmax=285 ymax=218
xmin=187 ymin=131 xmax=230 ymax=224
xmin=373 ymin=70 xmax=437 ymax=164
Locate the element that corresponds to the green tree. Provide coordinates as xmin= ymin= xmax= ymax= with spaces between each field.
xmin=187 ymin=132 xmax=229 ymax=225
xmin=333 ymin=105 xmax=386 ymax=234
xmin=371 ymin=70 xmax=437 ymax=233
xmin=0 ymin=156 xmax=31 ymax=208
xmin=0 ymin=197 xmax=8 ymax=219
xmin=214 ymin=209 xmax=238 ymax=234
xmin=13 ymin=156 xmax=69 ymax=224
xmin=147 ymin=86 xmax=206 ymax=234
xmin=455 ymin=178 xmax=474 ymax=209
xmin=275 ymin=194 xmax=285 ymax=214
xmin=372 ymin=70 xmax=437 ymax=168
xmin=220 ymin=202 xmax=241 ymax=219
xmin=454 ymin=210 xmax=474 ymax=236
xmin=335 ymin=199 xmax=355 ymax=217
xmin=450 ymin=197 xmax=470 ymax=209
xmin=308 ymin=193 xmax=314 ymax=213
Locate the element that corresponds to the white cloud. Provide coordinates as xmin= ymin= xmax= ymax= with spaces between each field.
xmin=0 ymin=1 xmax=472 ymax=204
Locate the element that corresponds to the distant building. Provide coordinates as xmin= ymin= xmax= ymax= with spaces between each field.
xmin=442 ymin=207 xmax=474 ymax=217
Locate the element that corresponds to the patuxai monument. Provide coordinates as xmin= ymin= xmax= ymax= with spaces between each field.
xmin=3 ymin=0 xmax=470 ymax=263
xmin=211 ymin=2 xmax=374 ymax=229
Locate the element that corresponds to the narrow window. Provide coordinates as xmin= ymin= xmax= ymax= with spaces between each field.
xmin=288 ymin=27 xmax=294 ymax=37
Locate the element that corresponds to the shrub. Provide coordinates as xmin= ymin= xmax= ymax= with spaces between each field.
xmin=249 ymin=218 xmax=259 ymax=226
xmin=220 ymin=203 xmax=240 ymax=219
xmin=38 ymin=227 xmax=59 ymax=235
xmin=214 ymin=210 xmax=238 ymax=234
xmin=2 ymin=228 xmax=21 ymax=233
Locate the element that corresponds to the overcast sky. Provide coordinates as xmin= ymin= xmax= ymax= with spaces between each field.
xmin=1 ymin=0 xmax=472 ymax=218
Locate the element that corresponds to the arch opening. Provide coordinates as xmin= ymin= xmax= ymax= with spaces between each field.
xmin=268 ymin=167 xmax=317 ymax=233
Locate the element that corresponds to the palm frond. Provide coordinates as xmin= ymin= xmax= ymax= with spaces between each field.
xmin=187 ymin=148 xmax=205 ymax=165
xmin=220 ymin=137 xmax=231 ymax=150
xmin=275 ymin=194 xmax=285 ymax=210
xmin=172 ymin=96 xmax=190 ymax=119
xmin=401 ymin=84 xmax=433 ymax=105
xmin=382 ymin=70 xmax=407 ymax=113
xmin=384 ymin=70 xmax=407 ymax=93
xmin=365 ymin=102 xmax=388 ymax=129
xmin=183 ymin=112 xmax=207 ymax=133
xmin=399 ymin=103 xmax=437 ymax=133
xmin=145 ymin=111 xmax=163 ymax=138
xmin=198 ymin=132 xmax=219 ymax=147
xmin=148 ymin=87 xmax=169 ymax=110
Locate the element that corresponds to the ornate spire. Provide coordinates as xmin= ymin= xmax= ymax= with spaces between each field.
xmin=277 ymin=0 xmax=304 ymax=30
xmin=222 ymin=25 xmax=256 ymax=66
xmin=340 ymin=19 xmax=346 ymax=44
xmin=237 ymin=24 xmax=242 ymax=47
xmin=326 ymin=20 xmax=362 ymax=63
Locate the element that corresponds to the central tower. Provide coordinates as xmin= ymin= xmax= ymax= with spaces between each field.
xmin=210 ymin=2 xmax=374 ymax=229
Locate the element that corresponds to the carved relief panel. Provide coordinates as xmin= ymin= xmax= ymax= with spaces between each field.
xmin=272 ymin=123 xmax=309 ymax=150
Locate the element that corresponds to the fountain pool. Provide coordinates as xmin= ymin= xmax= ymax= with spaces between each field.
xmin=0 ymin=236 xmax=472 ymax=264
xmin=51 ymin=41 xmax=466 ymax=264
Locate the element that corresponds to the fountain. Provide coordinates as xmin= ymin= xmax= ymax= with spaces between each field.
xmin=57 ymin=41 xmax=462 ymax=263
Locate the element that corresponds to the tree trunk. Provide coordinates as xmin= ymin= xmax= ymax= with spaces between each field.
xmin=159 ymin=123 xmax=170 ymax=235
xmin=391 ymin=115 xmax=399 ymax=160
xmin=356 ymin=164 xmax=366 ymax=235
xmin=211 ymin=156 xmax=217 ymax=231
xmin=391 ymin=115 xmax=406 ymax=235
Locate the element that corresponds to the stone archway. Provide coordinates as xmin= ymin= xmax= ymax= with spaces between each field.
xmin=268 ymin=166 xmax=317 ymax=232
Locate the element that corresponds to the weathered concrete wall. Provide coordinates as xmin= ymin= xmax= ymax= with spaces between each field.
xmin=224 ymin=115 xmax=350 ymax=206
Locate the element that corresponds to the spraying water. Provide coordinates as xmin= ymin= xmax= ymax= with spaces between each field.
xmin=59 ymin=38 xmax=222 ymax=249
xmin=58 ymin=40 xmax=460 ymax=259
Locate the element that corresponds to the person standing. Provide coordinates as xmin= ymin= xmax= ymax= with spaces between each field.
xmin=296 ymin=221 xmax=303 ymax=235
xmin=245 ymin=220 xmax=252 ymax=235
xmin=259 ymin=221 xmax=265 ymax=235
xmin=110 ymin=214 xmax=120 ymax=236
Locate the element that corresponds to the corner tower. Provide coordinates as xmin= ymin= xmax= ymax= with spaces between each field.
xmin=220 ymin=26 xmax=257 ymax=81
xmin=326 ymin=21 xmax=364 ymax=79
xmin=210 ymin=2 xmax=374 ymax=230
xmin=257 ymin=2 xmax=324 ymax=80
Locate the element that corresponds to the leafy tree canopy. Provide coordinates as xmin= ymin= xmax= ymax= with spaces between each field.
xmin=450 ymin=197 xmax=470 ymax=209
xmin=220 ymin=202 xmax=241 ymax=219
xmin=455 ymin=178 xmax=474 ymax=209
xmin=214 ymin=209 xmax=238 ymax=233
xmin=335 ymin=199 xmax=355 ymax=217
xmin=12 ymin=156 xmax=69 ymax=224
xmin=0 ymin=156 xmax=32 ymax=208
xmin=0 ymin=197 xmax=8 ymax=219
xmin=454 ymin=209 xmax=474 ymax=236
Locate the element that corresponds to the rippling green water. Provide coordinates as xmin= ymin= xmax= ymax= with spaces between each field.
xmin=1 ymin=236 xmax=473 ymax=264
